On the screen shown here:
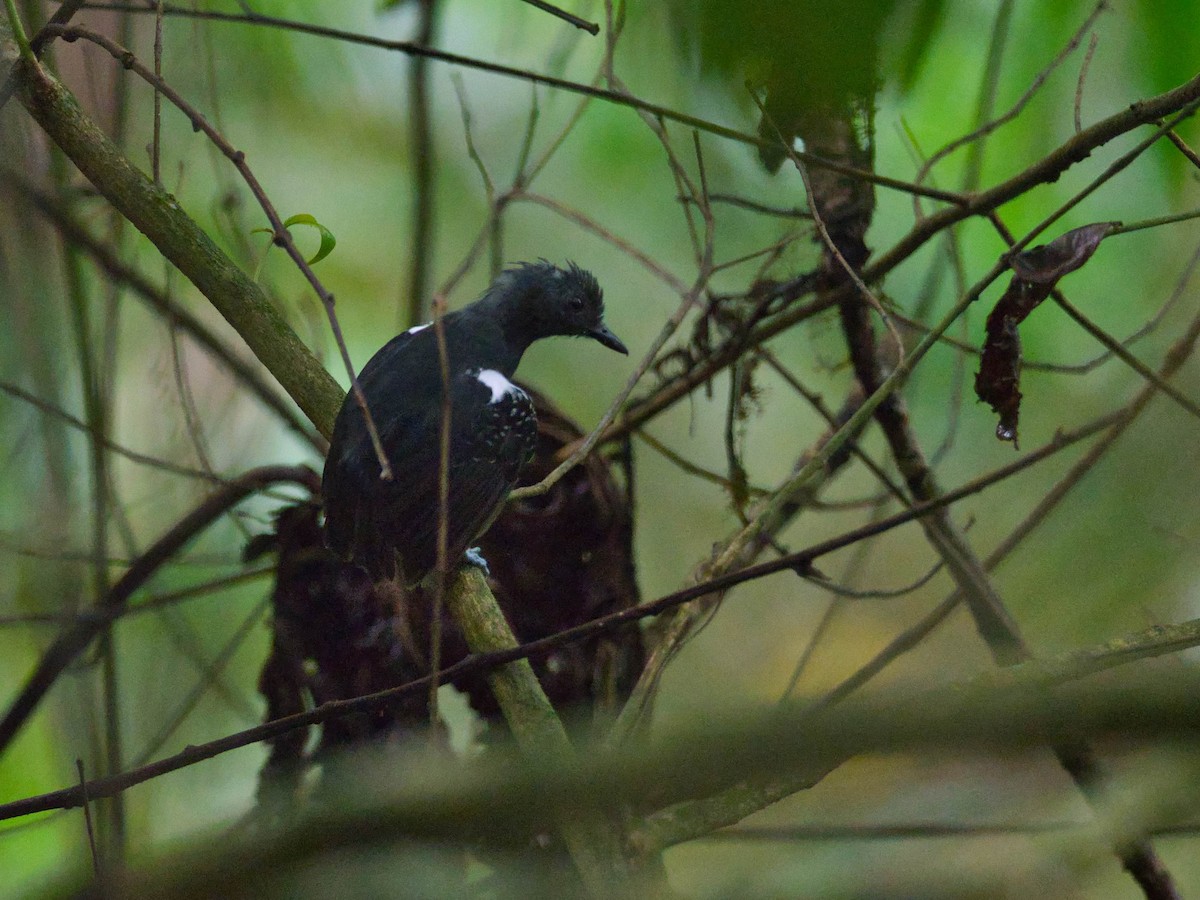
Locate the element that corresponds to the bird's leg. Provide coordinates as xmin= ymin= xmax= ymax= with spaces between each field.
xmin=462 ymin=547 xmax=491 ymax=578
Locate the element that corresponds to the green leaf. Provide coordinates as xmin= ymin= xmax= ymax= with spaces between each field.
xmin=251 ymin=214 xmax=337 ymax=266
xmin=282 ymin=213 xmax=337 ymax=266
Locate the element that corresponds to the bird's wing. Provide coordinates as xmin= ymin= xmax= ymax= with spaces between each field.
xmin=371 ymin=372 xmax=537 ymax=584
xmin=322 ymin=326 xmax=440 ymax=575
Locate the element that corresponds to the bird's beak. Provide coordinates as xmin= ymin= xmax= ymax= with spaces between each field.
xmin=587 ymin=322 xmax=629 ymax=355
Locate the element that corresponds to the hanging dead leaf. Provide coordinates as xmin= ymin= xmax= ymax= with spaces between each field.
xmin=975 ymin=222 xmax=1119 ymax=445
xmin=1008 ymin=222 xmax=1118 ymax=284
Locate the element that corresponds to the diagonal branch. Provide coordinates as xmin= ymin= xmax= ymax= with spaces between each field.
xmin=10 ymin=57 xmax=344 ymax=436
xmin=2 ymin=171 xmax=325 ymax=452
xmin=0 ymin=466 xmax=319 ymax=757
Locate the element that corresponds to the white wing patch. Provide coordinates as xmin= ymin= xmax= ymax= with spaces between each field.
xmin=405 ymin=323 xmax=430 ymax=336
xmin=475 ymin=369 xmax=522 ymax=404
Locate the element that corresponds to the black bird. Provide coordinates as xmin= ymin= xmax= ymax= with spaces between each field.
xmin=322 ymin=261 xmax=628 ymax=585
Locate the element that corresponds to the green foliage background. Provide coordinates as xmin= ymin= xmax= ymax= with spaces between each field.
xmin=1 ymin=0 xmax=1199 ymax=895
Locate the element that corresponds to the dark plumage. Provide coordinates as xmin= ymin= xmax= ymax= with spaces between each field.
xmin=322 ymin=261 xmax=627 ymax=585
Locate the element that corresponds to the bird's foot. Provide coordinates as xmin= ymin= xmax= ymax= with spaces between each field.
xmin=463 ymin=547 xmax=491 ymax=578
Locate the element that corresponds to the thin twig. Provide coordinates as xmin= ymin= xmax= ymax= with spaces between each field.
xmin=634 ymin=430 xmax=767 ymax=497
xmin=0 ymin=567 xmax=272 ymax=628
xmin=76 ymin=759 xmax=101 ymax=878
xmin=429 ymin=292 xmax=453 ymax=726
xmin=682 ymin=192 xmax=810 ymax=219
xmin=0 ymin=466 xmax=319 ymax=757
xmin=1164 ymin=130 xmax=1200 ymax=171
xmin=8 ymin=613 xmax=1200 ymax=826
xmin=518 ymin=0 xmax=599 ymax=34
xmin=42 ymin=24 xmax=390 ymax=476
xmin=131 ymin=598 xmax=270 ymax=768
xmin=513 ymin=191 xmax=687 ymax=292
xmin=1 ymin=0 xmax=33 ymax=63
xmin=69 ymin=2 xmax=967 ymax=204
xmin=1075 ymin=31 xmax=1100 ymax=133
xmin=915 ymin=1 xmax=1108 ymax=187
xmin=402 ymin=0 xmax=439 ymax=328
xmin=0 ymin=377 xmax=229 ymax=482
xmin=1 ymin=171 xmax=324 ymax=450
xmin=751 ymin=88 xmax=906 ymax=363
xmin=962 ymin=0 xmax=1014 ymax=198
xmin=151 ymin=0 xmax=163 ymax=183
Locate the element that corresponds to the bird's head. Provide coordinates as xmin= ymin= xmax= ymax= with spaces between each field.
xmin=494 ymin=260 xmax=628 ymax=355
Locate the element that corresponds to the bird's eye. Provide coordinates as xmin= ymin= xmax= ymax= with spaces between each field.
xmin=569 ymin=297 xmax=584 ymax=312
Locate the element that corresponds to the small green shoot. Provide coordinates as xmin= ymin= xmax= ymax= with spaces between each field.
xmin=251 ymin=213 xmax=337 ymax=280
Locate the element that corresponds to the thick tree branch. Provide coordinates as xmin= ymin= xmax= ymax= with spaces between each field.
xmin=445 ymin=567 xmax=629 ymax=896
xmin=2 ymin=171 xmax=325 ymax=453
xmin=636 ymin=615 xmax=1200 ymax=853
xmin=7 ymin=636 xmax=1200 ymax=829
xmin=5 ymin=66 xmax=592 ymax=883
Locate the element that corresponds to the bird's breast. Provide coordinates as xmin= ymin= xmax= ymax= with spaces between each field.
xmin=463 ymin=372 xmax=537 ymax=478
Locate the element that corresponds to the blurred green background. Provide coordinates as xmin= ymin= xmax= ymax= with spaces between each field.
xmin=2 ymin=0 xmax=1199 ymax=895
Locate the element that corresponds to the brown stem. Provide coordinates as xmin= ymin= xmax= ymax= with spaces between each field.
xmin=0 ymin=466 xmax=319 ymax=757
xmin=11 ymin=57 xmax=345 ymax=436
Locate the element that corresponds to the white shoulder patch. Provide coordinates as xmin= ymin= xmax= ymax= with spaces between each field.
xmin=405 ymin=323 xmax=430 ymax=336
xmin=475 ymin=369 xmax=521 ymax=404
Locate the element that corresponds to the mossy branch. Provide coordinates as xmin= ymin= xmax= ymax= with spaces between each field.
xmin=446 ymin=567 xmax=630 ymax=896
xmin=12 ymin=58 xmax=344 ymax=438
xmin=10 ymin=56 xmax=626 ymax=891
